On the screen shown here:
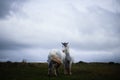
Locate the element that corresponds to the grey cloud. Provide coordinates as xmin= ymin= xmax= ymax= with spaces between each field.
xmin=71 ymin=41 xmax=120 ymax=51
xmin=89 ymin=6 xmax=120 ymax=37
xmin=0 ymin=39 xmax=30 ymax=50
xmin=0 ymin=36 xmax=62 ymax=50
xmin=70 ymin=5 xmax=120 ymax=51
xmin=95 ymin=7 xmax=120 ymax=40
xmin=0 ymin=0 xmax=26 ymax=19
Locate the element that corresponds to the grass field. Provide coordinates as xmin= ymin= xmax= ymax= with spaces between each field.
xmin=0 ymin=62 xmax=120 ymax=80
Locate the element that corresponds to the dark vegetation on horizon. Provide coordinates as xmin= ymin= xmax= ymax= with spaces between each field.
xmin=0 ymin=61 xmax=120 ymax=80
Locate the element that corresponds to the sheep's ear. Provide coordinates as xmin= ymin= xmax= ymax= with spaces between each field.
xmin=61 ymin=42 xmax=63 ymax=44
xmin=67 ymin=42 xmax=69 ymax=44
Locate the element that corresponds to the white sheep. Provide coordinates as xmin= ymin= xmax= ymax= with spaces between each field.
xmin=47 ymin=42 xmax=73 ymax=76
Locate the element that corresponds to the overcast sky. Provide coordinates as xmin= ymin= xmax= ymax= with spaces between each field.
xmin=0 ymin=0 xmax=120 ymax=63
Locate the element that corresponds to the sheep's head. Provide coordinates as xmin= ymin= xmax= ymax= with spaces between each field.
xmin=61 ymin=42 xmax=69 ymax=47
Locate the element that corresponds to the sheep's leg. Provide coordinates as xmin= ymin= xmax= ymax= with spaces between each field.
xmin=48 ymin=61 xmax=53 ymax=76
xmin=48 ymin=60 xmax=58 ymax=76
xmin=54 ymin=68 xmax=57 ymax=76
xmin=64 ymin=60 xmax=72 ymax=75
xmin=63 ymin=62 xmax=67 ymax=75
xmin=50 ymin=61 xmax=61 ymax=76
xmin=69 ymin=62 xmax=72 ymax=75
xmin=68 ymin=66 xmax=72 ymax=75
xmin=64 ymin=61 xmax=69 ymax=75
xmin=54 ymin=62 xmax=61 ymax=76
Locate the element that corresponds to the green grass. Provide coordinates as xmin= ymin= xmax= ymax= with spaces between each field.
xmin=0 ymin=62 xmax=120 ymax=80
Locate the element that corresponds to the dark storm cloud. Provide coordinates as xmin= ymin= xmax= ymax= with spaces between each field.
xmin=0 ymin=0 xmax=26 ymax=19
xmin=0 ymin=35 xmax=60 ymax=50
xmin=0 ymin=38 xmax=30 ymax=50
